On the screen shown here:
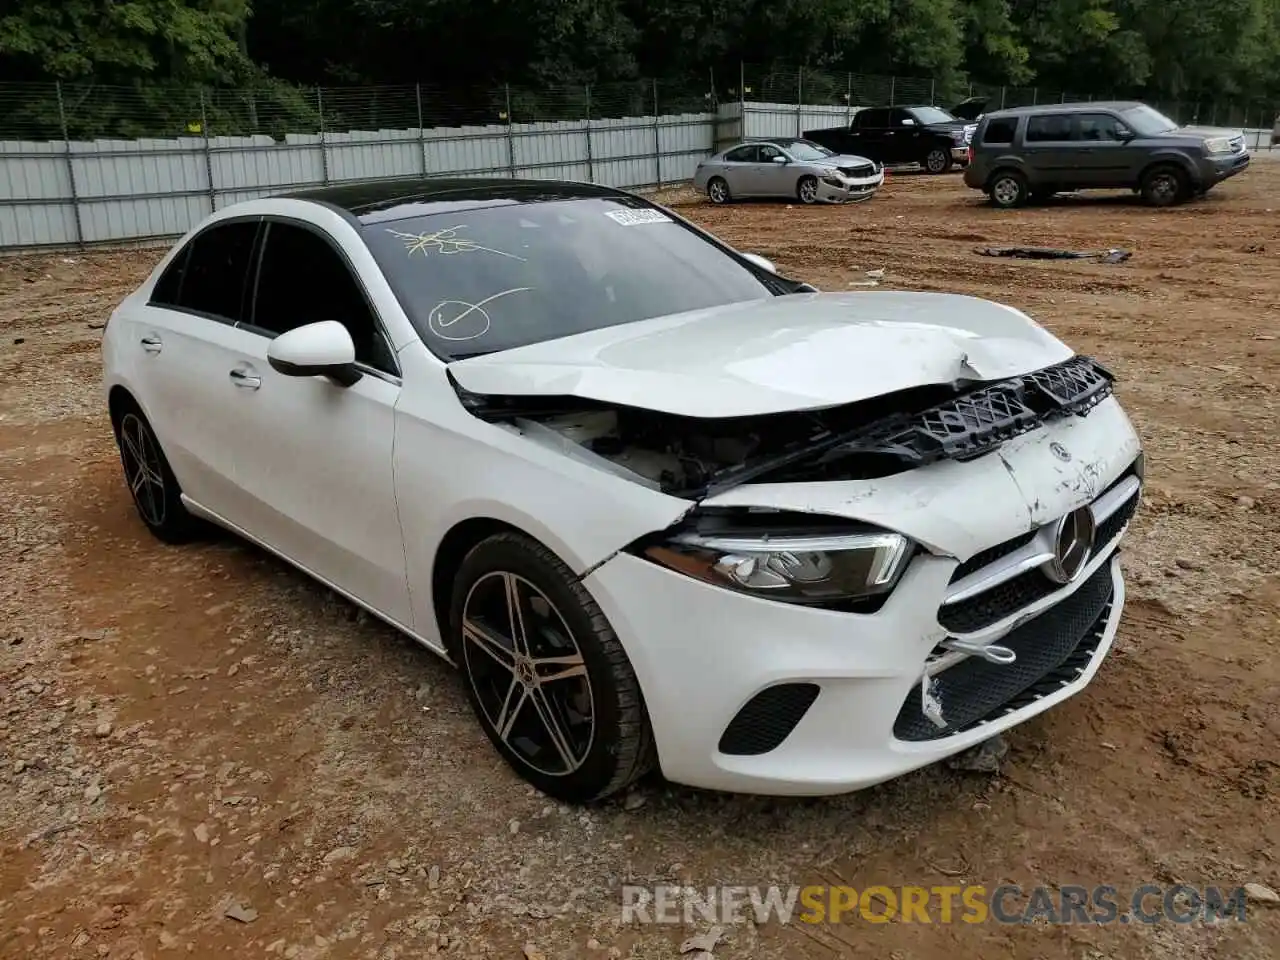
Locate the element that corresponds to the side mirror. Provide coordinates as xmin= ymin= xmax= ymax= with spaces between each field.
xmin=771 ymin=155 xmax=788 ymax=164
xmin=1115 ymin=126 xmax=1133 ymax=140
xmin=900 ymin=118 xmax=916 ymax=127
xmin=741 ymin=252 xmax=778 ymax=273
xmin=267 ymin=320 xmax=362 ymax=387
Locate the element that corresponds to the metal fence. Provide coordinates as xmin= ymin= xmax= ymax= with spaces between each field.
xmin=1 ymin=65 xmax=1277 ymax=251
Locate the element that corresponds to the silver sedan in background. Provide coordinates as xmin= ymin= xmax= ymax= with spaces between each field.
xmin=693 ymin=138 xmax=884 ymax=205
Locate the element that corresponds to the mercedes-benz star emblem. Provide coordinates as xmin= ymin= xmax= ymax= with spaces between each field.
xmin=1044 ymin=506 xmax=1096 ymax=584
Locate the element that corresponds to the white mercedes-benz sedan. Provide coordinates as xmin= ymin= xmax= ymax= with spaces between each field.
xmin=102 ymin=177 xmax=1143 ymax=803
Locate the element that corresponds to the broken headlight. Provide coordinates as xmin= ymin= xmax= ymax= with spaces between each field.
xmin=641 ymin=527 xmax=913 ymax=605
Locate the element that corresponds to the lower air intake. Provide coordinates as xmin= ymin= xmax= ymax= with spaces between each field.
xmin=718 ymin=683 xmax=820 ymax=756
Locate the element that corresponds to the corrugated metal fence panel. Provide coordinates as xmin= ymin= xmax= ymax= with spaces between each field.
xmin=0 ymin=108 xmax=727 ymax=249
xmin=658 ymin=113 xmax=715 ymax=183
xmin=0 ymin=141 xmax=77 ymax=247
xmin=742 ymin=102 xmax=850 ymax=139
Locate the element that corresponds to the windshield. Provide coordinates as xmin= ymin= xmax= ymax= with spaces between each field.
xmin=910 ymin=107 xmax=958 ymax=125
xmin=1120 ymin=105 xmax=1178 ymax=136
xmin=364 ymin=198 xmax=775 ymax=360
xmin=779 ymin=140 xmax=835 ymax=161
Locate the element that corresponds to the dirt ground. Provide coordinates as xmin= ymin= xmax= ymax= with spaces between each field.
xmin=2 ymin=165 xmax=1279 ymax=960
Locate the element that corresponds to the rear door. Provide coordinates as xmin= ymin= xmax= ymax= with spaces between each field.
xmin=129 ymin=218 xmax=263 ymax=518
xmin=721 ymin=144 xmax=762 ymax=196
xmin=1021 ymin=113 xmax=1077 ymax=184
xmin=217 ymin=219 xmax=411 ymax=623
xmin=852 ymin=109 xmax=891 ymax=162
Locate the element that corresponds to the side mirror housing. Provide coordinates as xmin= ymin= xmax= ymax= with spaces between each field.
xmin=741 ymin=252 xmax=778 ymax=273
xmin=1116 ymin=126 xmax=1134 ymax=140
xmin=771 ymin=155 xmax=788 ymax=164
xmin=267 ymin=321 xmax=362 ymax=387
xmin=900 ymin=118 xmax=916 ymax=127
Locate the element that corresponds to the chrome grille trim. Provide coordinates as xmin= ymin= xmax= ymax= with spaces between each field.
xmin=942 ymin=474 xmax=1140 ymax=607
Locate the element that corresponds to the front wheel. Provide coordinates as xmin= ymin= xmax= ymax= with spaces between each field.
xmin=449 ymin=532 xmax=655 ymax=803
xmin=706 ymin=177 xmax=731 ymax=204
xmin=1141 ymin=165 xmax=1189 ymax=207
xmin=924 ymin=147 xmax=953 ymax=174
xmin=797 ymin=175 xmax=820 ymax=204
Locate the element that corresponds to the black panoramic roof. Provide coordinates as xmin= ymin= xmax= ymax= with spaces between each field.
xmin=281 ymin=177 xmax=635 ymax=226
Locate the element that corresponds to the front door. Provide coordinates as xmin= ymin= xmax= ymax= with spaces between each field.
xmin=755 ymin=143 xmax=793 ymax=196
xmin=219 ymin=219 xmax=412 ymax=625
xmin=1073 ymin=113 xmax=1146 ymax=187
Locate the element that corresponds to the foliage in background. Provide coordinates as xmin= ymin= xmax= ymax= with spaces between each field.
xmin=2 ymin=0 xmax=1280 ymax=138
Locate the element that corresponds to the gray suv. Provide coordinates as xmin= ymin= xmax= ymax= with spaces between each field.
xmin=963 ymin=102 xmax=1250 ymax=208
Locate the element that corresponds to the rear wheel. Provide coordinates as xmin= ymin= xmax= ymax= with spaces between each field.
xmin=924 ymin=147 xmax=952 ymax=174
xmin=706 ymin=177 xmax=731 ymax=204
xmin=988 ymin=170 xmax=1028 ymax=209
xmin=449 ymin=532 xmax=655 ymax=803
xmin=1141 ymin=165 xmax=1189 ymax=207
xmin=797 ymin=175 xmax=820 ymax=204
xmin=112 ymin=403 xmax=201 ymax=543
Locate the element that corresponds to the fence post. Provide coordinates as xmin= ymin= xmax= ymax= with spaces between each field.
xmin=1001 ymin=86 xmax=1007 ymax=109
xmin=504 ymin=84 xmax=516 ymax=177
xmin=846 ymin=72 xmax=853 ymax=125
xmin=796 ymin=66 xmax=803 ymax=137
xmin=415 ymin=83 xmax=427 ymax=177
xmin=584 ymin=85 xmax=594 ymax=183
xmin=930 ymin=79 xmax=936 ymax=105
xmin=199 ymin=89 xmax=216 ymax=215
xmin=652 ymin=79 xmax=662 ymax=188
xmin=316 ymin=87 xmax=330 ymax=184
xmin=889 ymin=76 xmax=895 ymax=106
xmin=55 ymin=81 xmax=85 ymax=249
xmin=1032 ymin=88 xmax=1038 ymax=106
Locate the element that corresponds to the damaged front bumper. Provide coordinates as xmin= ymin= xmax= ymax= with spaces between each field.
xmin=816 ymin=169 xmax=885 ymax=203
xmin=583 ymin=396 xmax=1143 ymax=795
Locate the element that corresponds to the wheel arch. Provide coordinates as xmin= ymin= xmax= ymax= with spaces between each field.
xmin=108 ymin=384 xmax=143 ymax=433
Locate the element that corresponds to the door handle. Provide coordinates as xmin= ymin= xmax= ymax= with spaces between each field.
xmin=140 ymin=335 xmax=162 ymax=354
xmin=229 ymin=367 xmax=261 ymax=390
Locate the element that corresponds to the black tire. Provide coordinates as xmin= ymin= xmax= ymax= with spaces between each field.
xmin=1141 ymin=164 xmax=1189 ymax=207
xmin=448 ymin=532 xmax=655 ymax=803
xmin=111 ymin=401 xmax=202 ymax=544
xmin=706 ymin=177 xmax=731 ymax=204
xmin=797 ymin=175 xmax=820 ymax=204
xmin=988 ymin=170 xmax=1028 ymax=209
xmin=924 ymin=147 xmax=953 ymax=174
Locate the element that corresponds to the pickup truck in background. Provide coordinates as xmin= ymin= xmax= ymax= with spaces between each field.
xmin=804 ymin=105 xmax=979 ymax=173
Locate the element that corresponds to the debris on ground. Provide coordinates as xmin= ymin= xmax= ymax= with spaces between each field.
xmin=222 ymin=901 xmax=258 ymax=923
xmin=947 ymin=735 xmax=1009 ymax=774
xmin=1245 ymin=882 xmax=1280 ymax=905
xmin=976 ymin=246 xmax=1132 ymax=263
xmin=680 ymin=926 xmax=725 ymax=957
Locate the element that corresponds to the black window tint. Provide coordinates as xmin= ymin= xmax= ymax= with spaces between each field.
xmin=758 ymin=144 xmax=783 ymax=161
xmin=250 ymin=222 xmax=396 ymax=373
xmin=150 ymin=247 xmax=190 ymax=306
xmin=364 ymin=197 xmax=774 ymax=361
xmin=981 ymin=117 xmax=1017 ymax=144
xmin=725 ymin=145 xmax=757 ymax=162
xmin=889 ymin=109 xmax=913 ymax=127
xmin=1077 ymin=114 xmax=1123 ymax=141
xmin=1026 ymin=115 xmax=1073 ymax=142
xmin=857 ymin=109 xmax=888 ymax=129
xmin=175 ymin=220 xmax=260 ymax=322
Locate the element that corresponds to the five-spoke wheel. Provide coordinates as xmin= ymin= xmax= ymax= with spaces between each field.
xmin=112 ymin=402 xmax=200 ymax=543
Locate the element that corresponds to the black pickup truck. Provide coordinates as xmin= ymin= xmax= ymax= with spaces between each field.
xmin=804 ymin=104 xmax=980 ymax=174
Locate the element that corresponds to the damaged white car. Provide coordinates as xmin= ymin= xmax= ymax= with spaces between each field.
xmin=101 ymin=178 xmax=1143 ymax=803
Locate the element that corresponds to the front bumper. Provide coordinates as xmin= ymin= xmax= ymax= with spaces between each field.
xmin=584 ymin=402 xmax=1142 ymax=796
xmin=951 ymin=146 xmax=970 ymax=165
xmin=1202 ymin=151 xmax=1249 ymax=186
xmin=816 ymin=170 xmax=885 ymax=203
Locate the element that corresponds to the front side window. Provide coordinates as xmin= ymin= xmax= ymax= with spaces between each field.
xmin=1077 ymin=114 xmax=1126 ymax=141
xmin=758 ymin=144 xmax=784 ymax=162
xmin=856 ymin=109 xmax=889 ymax=129
xmin=363 ymin=197 xmax=775 ymax=360
xmin=249 ymin=222 xmax=396 ymax=373
xmin=153 ymin=220 xmax=260 ymax=323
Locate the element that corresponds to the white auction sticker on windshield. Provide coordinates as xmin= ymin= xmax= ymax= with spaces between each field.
xmin=605 ymin=208 xmax=672 ymax=226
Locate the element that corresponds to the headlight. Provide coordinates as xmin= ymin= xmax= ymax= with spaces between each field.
xmin=822 ymin=175 xmax=844 ymax=187
xmin=951 ymin=130 xmax=967 ymax=143
xmin=641 ymin=528 xmax=913 ymax=605
xmin=1203 ymin=137 xmax=1234 ymax=154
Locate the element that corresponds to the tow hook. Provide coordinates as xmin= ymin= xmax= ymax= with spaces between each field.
xmin=940 ymin=638 xmax=1018 ymax=665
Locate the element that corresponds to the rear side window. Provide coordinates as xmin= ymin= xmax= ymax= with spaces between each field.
xmin=981 ymin=118 xmax=1018 ymax=145
xmin=1026 ymin=115 xmax=1073 ymax=142
xmin=152 ymin=220 xmax=260 ymax=323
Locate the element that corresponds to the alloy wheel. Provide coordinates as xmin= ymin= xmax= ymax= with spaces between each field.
xmin=708 ymin=179 xmax=728 ymax=203
xmin=119 ymin=412 xmax=167 ymax=527
xmin=799 ymin=179 xmax=818 ymax=203
xmin=460 ymin=571 xmax=594 ymax=777
xmin=992 ymin=177 xmax=1021 ymax=207
xmin=1150 ymin=173 xmax=1178 ymax=204
xmin=926 ymin=149 xmax=948 ymax=173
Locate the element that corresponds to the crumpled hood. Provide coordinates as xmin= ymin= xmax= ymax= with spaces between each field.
xmin=820 ymin=153 xmax=879 ymax=169
xmin=447 ymin=291 xmax=1074 ymax=418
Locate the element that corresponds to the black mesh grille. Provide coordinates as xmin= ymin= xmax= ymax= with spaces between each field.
xmin=950 ymin=530 xmax=1037 ymax=584
xmin=894 ymin=564 xmax=1114 ymax=742
xmin=940 ymin=483 xmax=1140 ymax=634
xmin=718 ymin=683 xmax=820 ymax=756
xmin=838 ymin=164 xmax=876 ymax=178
